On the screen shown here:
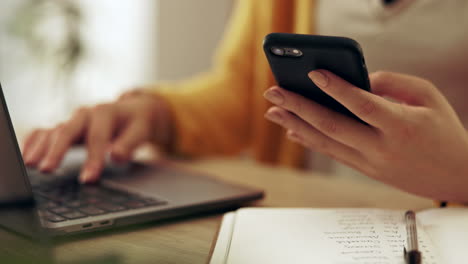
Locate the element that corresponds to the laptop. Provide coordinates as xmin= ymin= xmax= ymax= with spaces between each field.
xmin=0 ymin=83 xmax=264 ymax=238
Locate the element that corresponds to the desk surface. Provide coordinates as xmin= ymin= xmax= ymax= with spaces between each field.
xmin=0 ymin=158 xmax=433 ymax=264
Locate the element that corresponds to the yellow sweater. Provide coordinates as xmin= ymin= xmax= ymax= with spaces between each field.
xmin=153 ymin=0 xmax=315 ymax=168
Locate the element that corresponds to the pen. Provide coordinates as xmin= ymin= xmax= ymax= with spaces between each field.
xmin=404 ymin=210 xmax=422 ymax=264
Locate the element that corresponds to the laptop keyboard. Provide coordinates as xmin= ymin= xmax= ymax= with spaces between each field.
xmin=32 ymin=179 xmax=167 ymax=223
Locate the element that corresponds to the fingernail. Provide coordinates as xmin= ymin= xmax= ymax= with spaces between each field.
xmin=80 ymin=168 xmax=94 ymax=183
xmin=287 ymin=130 xmax=301 ymax=142
xmin=263 ymin=88 xmax=284 ymax=105
xmin=264 ymin=109 xmax=283 ymax=124
xmin=309 ymin=71 xmax=328 ymax=88
xmin=38 ymin=160 xmax=50 ymax=171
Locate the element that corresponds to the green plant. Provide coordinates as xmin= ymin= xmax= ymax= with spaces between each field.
xmin=8 ymin=0 xmax=84 ymax=77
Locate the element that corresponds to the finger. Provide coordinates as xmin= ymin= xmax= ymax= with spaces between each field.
xmin=264 ymin=87 xmax=379 ymax=151
xmin=264 ymin=107 xmax=366 ymax=169
xmin=117 ymin=89 xmax=146 ymax=101
xmin=308 ymin=70 xmax=400 ymax=128
xmin=369 ymin=71 xmax=442 ymax=106
xmin=22 ymin=129 xmax=43 ymax=157
xmin=38 ymin=108 xmax=89 ymax=172
xmin=23 ymin=130 xmax=52 ymax=167
xmin=80 ymin=105 xmax=118 ymax=183
xmin=110 ymin=119 xmax=150 ymax=163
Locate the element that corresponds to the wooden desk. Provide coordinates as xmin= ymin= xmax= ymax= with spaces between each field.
xmin=0 ymin=158 xmax=434 ymax=264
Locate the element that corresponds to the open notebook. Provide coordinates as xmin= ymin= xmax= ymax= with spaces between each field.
xmin=210 ymin=208 xmax=468 ymax=264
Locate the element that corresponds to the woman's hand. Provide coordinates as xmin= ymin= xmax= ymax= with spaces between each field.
xmin=264 ymin=70 xmax=468 ymax=203
xmin=22 ymin=90 xmax=172 ymax=183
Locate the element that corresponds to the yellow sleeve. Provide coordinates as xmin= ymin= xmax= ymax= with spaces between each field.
xmin=149 ymin=0 xmax=258 ymax=157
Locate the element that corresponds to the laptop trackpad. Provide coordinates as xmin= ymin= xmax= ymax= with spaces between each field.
xmin=101 ymin=163 xmax=249 ymax=205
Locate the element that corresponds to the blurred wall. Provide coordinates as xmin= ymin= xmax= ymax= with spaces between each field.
xmin=0 ymin=0 xmax=158 ymax=129
xmin=156 ymin=0 xmax=232 ymax=81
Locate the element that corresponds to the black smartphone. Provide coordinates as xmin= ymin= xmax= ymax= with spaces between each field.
xmin=263 ymin=33 xmax=370 ymax=122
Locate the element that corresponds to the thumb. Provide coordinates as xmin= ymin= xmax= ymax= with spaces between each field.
xmin=370 ymin=71 xmax=441 ymax=106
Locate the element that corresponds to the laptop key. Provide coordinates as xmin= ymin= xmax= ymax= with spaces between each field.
xmin=85 ymin=197 xmax=101 ymax=204
xmin=53 ymin=195 xmax=75 ymax=204
xmin=81 ymin=186 xmax=105 ymax=195
xmin=49 ymin=206 xmax=72 ymax=214
xmin=68 ymin=200 xmax=85 ymax=208
xmin=79 ymin=206 xmax=107 ymax=216
xmin=62 ymin=210 xmax=87 ymax=220
xmin=39 ymin=211 xmax=67 ymax=223
xmin=47 ymin=201 xmax=60 ymax=208
xmin=96 ymin=202 xmax=126 ymax=212
xmin=46 ymin=214 xmax=66 ymax=223
xmin=108 ymin=195 xmax=130 ymax=203
xmin=37 ymin=201 xmax=60 ymax=209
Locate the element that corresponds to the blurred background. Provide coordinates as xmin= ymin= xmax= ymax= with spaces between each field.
xmin=0 ymin=0 xmax=232 ymax=134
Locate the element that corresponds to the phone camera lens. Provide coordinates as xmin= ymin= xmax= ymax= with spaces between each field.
xmin=286 ymin=48 xmax=303 ymax=57
xmin=271 ymin=47 xmax=285 ymax=56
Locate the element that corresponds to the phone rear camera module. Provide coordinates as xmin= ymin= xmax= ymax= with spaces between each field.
xmin=285 ymin=48 xmax=303 ymax=57
xmin=271 ymin=47 xmax=285 ymax=56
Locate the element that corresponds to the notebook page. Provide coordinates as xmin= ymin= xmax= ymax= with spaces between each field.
xmin=223 ymin=208 xmax=440 ymax=264
xmin=417 ymin=208 xmax=468 ymax=264
xmin=210 ymin=212 xmax=236 ymax=264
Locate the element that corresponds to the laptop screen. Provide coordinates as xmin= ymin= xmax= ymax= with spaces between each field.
xmin=0 ymin=83 xmax=33 ymax=204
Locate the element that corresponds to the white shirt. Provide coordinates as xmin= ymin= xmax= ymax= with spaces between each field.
xmin=310 ymin=0 xmax=468 ymax=174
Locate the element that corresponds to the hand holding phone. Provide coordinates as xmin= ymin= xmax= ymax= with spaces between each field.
xmin=263 ymin=33 xmax=370 ymax=122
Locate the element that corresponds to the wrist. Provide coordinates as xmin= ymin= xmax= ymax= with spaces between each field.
xmin=148 ymin=93 xmax=175 ymax=152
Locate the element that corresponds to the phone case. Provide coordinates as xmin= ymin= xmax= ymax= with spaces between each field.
xmin=263 ymin=33 xmax=370 ymax=122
